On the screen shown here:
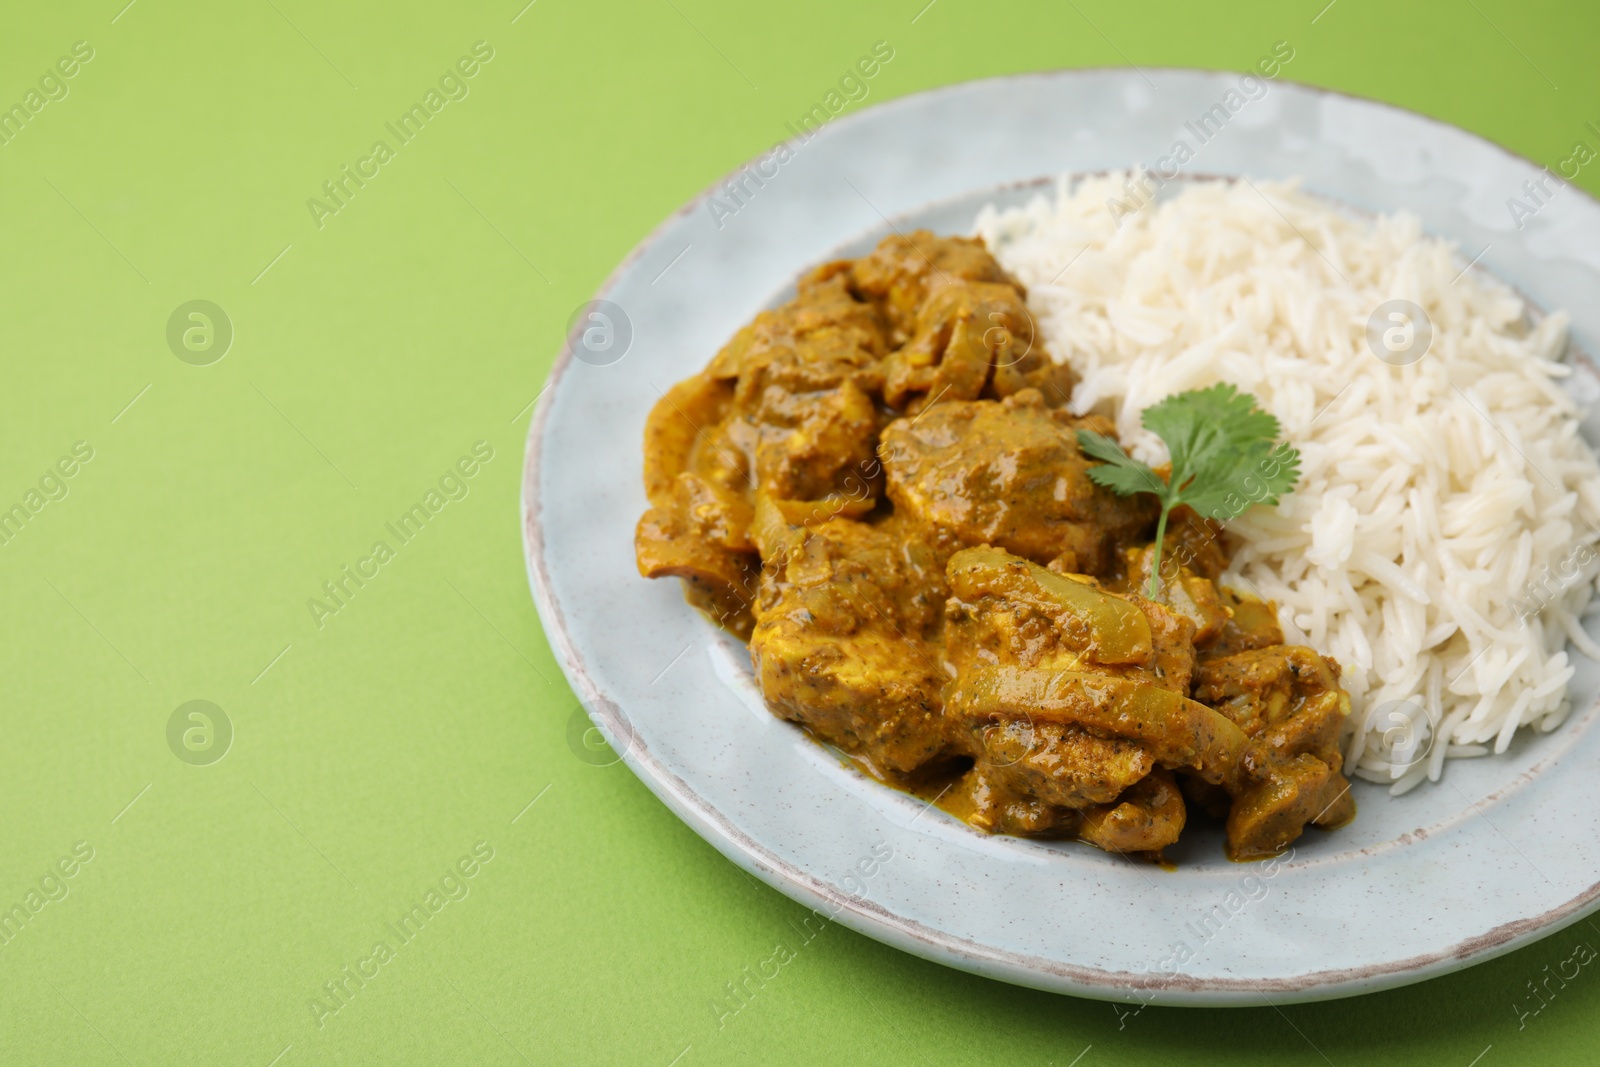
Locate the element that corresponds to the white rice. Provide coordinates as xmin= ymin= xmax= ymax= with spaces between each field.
xmin=975 ymin=172 xmax=1600 ymax=792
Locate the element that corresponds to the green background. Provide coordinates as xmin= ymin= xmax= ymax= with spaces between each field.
xmin=3 ymin=0 xmax=1597 ymax=1063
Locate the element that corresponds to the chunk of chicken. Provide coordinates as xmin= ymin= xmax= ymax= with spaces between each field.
xmin=881 ymin=390 xmax=1153 ymax=575
xmin=937 ymin=547 xmax=1228 ymax=852
xmin=944 ymin=761 xmax=1077 ymax=837
xmin=748 ymin=516 xmax=951 ymax=774
xmin=1079 ymin=768 xmax=1187 ymax=853
xmin=972 ymin=718 xmax=1155 ymax=810
xmin=747 ymin=370 xmax=881 ymax=504
xmin=1194 ymin=644 xmax=1355 ymax=859
xmin=880 ymin=280 xmax=1076 ymax=414
xmin=707 ymin=260 xmax=891 ymax=382
xmin=849 ymin=230 xmax=1023 ymax=340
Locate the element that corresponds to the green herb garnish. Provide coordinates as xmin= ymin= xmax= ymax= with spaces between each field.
xmin=1076 ymin=384 xmax=1301 ymax=599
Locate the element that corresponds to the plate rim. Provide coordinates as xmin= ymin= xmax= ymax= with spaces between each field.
xmin=521 ymin=66 xmax=1600 ymax=1004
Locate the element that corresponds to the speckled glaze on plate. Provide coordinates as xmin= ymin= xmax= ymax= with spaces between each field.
xmin=522 ymin=70 xmax=1600 ymax=1005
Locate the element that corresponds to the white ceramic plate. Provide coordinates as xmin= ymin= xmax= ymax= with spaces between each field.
xmin=522 ymin=69 xmax=1600 ymax=1005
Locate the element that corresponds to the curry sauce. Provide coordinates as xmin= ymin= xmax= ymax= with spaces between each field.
xmin=635 ymin=230 xmax=1355 ymax=861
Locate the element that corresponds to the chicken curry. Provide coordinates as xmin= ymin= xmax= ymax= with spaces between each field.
xmin=634 ymin=230 xmax=1355 ymax=861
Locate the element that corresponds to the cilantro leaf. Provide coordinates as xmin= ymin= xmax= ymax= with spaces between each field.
xmin=1075 ymin=384 xmax=1301 ymax=598
xmin=1075 ymin=431 xmax=1168 ymax=497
